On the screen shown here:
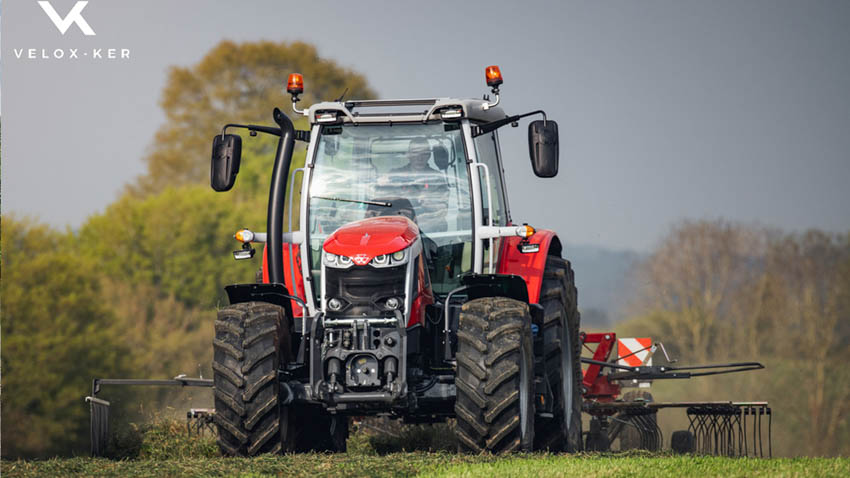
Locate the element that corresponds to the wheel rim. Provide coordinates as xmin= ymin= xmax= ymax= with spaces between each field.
xmin=561 ymin=320 xmax=574 ymax=431
xmin=519 ymin=337 xmax=531 ymax=446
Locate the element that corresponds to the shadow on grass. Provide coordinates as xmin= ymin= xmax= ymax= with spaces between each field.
xmin=103 ymin=415 xmax=455 ymax=459
xmin=354 ymin=417 xmax=458 ymax=454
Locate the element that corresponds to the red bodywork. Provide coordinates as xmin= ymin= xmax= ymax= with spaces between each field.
xmin=497 ymin=229 xmax=559 ymax=304
xmin=408 ymin=252 xmax=434 ymax=328
xmin=325 ymin=216 xmax=430 ymax=327
xmin=322 ymin=216 xmax=434 ymax=327
xmin=581 ymin=332 xmax=622 ymax=404
xmin=323 ymin=216 xmax=418 ymax=262
xmin=264 ymin=216 xmax=428 ymax=325
xmin=262 ymin=243 xmax=307 ymax=317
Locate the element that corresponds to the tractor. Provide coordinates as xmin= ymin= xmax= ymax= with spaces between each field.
xmin=85 ymin=65 xmax=772 ymax=458
xmin=208 ymin=65 xmax=582 ymax=455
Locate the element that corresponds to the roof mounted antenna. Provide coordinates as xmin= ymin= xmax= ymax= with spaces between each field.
xmin=334 ymin=87 xmax=349 ymax=103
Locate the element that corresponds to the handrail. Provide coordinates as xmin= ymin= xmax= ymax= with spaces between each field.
xmin=472 ymin=163 xmax=494 ymax=273
xmin=287 ymin=167 xmax=306 ymax=326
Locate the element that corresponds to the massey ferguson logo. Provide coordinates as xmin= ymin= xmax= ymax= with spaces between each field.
xmin=38 ymin=1 xmax=96 ymax=36
xmin=352 ymin=254 xmax=371 ymax=266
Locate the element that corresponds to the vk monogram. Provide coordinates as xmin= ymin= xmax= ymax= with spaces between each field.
xmin=38 ymin=1 xmax=96 ymax=36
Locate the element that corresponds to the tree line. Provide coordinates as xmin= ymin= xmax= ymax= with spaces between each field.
xmin=618 ymin=220 xmax=850 ymax=457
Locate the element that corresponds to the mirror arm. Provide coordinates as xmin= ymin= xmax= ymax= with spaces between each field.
xmin=222 ymin=124 xmax=310 ymax=143
xmin=222 ymin=123 xmax=281 ymax=138
xmin=473 ymin=109 xmax=547 ymax=136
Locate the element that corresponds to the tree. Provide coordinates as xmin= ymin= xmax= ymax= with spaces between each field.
xmin=620 ymin=220 xmax=850 ymax=457
xmin=628 ymin=220 xmax=769 ymax=363
xmin=760 ymin=231 xmax=850 ymax=456
xmin=132 ymin=40 xmax=375 ymax=194
xmin=78 ymin=185 xmax=263 ymax=309
xmin=1 ymin=217 xmax=131 ymax=458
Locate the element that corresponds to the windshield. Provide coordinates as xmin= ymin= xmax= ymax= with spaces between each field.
xmin=308 ymin=122 xmax=473 ymax=295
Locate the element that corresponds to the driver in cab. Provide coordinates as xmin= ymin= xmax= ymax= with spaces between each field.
xmin=380 ymin=137 xmax=450 ymax=233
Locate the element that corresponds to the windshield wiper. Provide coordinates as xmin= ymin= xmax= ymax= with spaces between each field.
xmin=312 ymin=196 xmax=392 ymax=208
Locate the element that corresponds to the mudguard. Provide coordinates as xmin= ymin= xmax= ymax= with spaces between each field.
xmin=497 ymin=229 xmax=562 ymax=304
xmin=224 ymin=283 xmax=295 ymax=323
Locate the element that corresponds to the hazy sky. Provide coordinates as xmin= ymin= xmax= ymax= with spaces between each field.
xmin=2 ymin=0 xmax=849 ymax=251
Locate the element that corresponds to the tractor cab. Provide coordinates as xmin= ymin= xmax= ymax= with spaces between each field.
xmin=306 ymin=120 xmax=473 ymax=299
xmin=285 ymin=72 xmax=560 ymax=322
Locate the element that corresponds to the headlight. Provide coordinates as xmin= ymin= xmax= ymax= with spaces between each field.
xmin=328 ymin=298 xmax=343 ymax=311
xmin=370 ymin=247 xmax=410 ymax=268
xmin=373 ymin=254 xmax=389 ymax=266
xmin=323 ymin=251 xmax=354 ymax=268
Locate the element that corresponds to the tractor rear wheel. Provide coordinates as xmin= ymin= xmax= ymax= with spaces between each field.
xmin=212 ymin=302 xmax=293 ymax=456
xmin=534 ymin=256 xmax=583 ymax=452
xmin=455 ymin=297 xmax=535 ymax=453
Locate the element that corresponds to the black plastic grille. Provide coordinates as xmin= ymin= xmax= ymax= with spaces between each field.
xmin=325 ymin=264 xmax=407 ymax=317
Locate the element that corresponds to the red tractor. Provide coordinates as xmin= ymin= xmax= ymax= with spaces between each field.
xmin=209 ymin=66 xmax=582 ymax=455
xmin=85 ymin=66 xmax=771 ymax=458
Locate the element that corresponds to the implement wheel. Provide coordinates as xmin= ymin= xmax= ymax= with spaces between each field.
xmin=454 ymin=297 xmax=535 ymax=453
xmin=534 ymin=256 xmax=583 ymax=452
xmin=212 ymin=302 xmax=293 ymax=456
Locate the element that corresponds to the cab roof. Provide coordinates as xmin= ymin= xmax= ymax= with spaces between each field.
xmin=303 ymin=98 xmax=506 ymax=125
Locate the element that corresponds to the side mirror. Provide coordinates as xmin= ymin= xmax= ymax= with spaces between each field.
xmin=528 ymin=120 xmax=559 ymax=177
xmin=211 ymin=134 xmax=242 ymax=191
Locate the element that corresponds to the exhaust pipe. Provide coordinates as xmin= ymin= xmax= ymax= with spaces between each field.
xmin=267 ymin=107 xmax=295 ymax=285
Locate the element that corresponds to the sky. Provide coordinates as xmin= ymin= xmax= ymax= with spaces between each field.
xmin=2 ymin=0 xmax=849 ymax=251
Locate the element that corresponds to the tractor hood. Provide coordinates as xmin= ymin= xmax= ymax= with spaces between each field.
xmin=323 ymin=216 xmax=419 ymax=264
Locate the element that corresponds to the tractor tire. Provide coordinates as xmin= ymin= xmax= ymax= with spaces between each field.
xmin=454 ymin=297 xmax=535 ymax=453
xmin=212 ymin=302 xmax=293 ymax=456
xmin=534 ymin=256 xmax=583 ymax=452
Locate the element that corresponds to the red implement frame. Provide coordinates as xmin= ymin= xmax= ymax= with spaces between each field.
xmin=581 ymin=332 xmax=621 ymax=403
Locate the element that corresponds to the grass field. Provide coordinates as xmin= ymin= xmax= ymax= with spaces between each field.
xmin=3 ymin=421 xmax=848 ymax=478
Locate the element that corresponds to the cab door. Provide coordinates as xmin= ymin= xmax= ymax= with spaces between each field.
xmin=473 ymin=131 xmax=510 ymax=273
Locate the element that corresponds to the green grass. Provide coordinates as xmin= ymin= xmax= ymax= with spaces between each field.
xmin=424 ymin=453 xmax=850 ymax=478
xmin=5 ymin=453 xmax=847 ymax=478
xmin=3 ymin=420 xmax=848 ymax=478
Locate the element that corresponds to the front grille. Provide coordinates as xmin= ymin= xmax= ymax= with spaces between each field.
xmin=325 ymin=264 xmax=407 ymax=317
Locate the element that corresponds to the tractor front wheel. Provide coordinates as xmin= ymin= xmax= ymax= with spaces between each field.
xmin=212 ymin=302 xmax=293 ymax=456
xmin=454 ymin=297 xmax=535 ymax=453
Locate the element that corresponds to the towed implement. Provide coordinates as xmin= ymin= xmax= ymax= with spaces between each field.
xmin=86 ymin=66 xmax=770 ymax=456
